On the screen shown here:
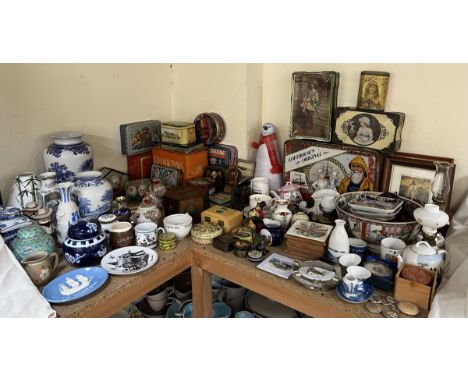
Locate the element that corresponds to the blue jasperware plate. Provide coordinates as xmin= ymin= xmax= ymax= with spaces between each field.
xmin=336 ymin=282 xmax=374 ymax=304
xmin=42 ymin=267 xmax=109 ymax=304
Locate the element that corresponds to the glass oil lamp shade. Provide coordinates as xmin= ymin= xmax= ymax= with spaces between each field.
xmin=413 ymin=203 xmax=449 ymax=244
xmin=431 ymin=161 xmax=453 ymax=211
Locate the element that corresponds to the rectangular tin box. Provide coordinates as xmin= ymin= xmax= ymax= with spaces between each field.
xmin=152 ymin=146 xmax=208 ymax=184
xmin=201 ymin=206 xmax=243 ymax=234
xmin=161 ymin=121 xmax=196 ymax=147
xmin=333 ymin=107 xmax=405 ymax=153
xmin=207 ymin=144 xmax=238 ymax=167
xmin=120 ymin=120 xmax=161 ymax=156
xmin=127 ymin=152 xmax=153 ymax=180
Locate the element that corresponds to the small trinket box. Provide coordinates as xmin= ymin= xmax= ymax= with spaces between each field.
xmin=158 ymin=232 xmax=177 ymax=251
xmin=213 ymin=234 xmax=234 ymax=252
xmin=201 ymin=206 xmax=243 ymax=234
xmin=161 ymin=121 xmax=196 ymax=147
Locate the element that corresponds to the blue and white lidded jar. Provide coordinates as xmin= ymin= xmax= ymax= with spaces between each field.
xmin=43 ymin=132 xmax=94 ymax=183
xmin=72 ymin=171 xmax=113 ymax=220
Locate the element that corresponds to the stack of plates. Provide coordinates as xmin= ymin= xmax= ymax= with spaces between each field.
xmin=244 ymin=291 xmax=298 ymax=318
xmin=348 ymin=194 xmax=403 ymax=221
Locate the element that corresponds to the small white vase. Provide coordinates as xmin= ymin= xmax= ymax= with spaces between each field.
xmin=328 ymin=219 xmax=350 ymax=261
xmin=55 ymin=182 xmax=80 ymax=245
xmin=72 ymin=171 xmax=113 ymax=220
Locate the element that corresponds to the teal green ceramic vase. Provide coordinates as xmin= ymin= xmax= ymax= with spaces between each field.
xmin=10 ymin=225 xmax=57 ymax=261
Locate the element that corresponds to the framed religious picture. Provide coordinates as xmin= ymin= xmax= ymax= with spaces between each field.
xmin=283 ymin=139 xmax=383 ymax=194
xmin=381 ymin=153 xmax=455 ymax=212
xmin=289 ymin=71 xmax=340 ymax=142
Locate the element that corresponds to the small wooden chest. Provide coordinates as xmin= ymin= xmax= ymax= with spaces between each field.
xmin=163 ymin=185 xmax=209 ymax=223
xmin=201 ymin=206 xmax=243 ymax=234
xmin=394 ymin=265 xmax=437 ymax=311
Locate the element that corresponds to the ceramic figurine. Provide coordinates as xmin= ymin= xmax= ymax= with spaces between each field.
xmin=7 ymin=172 xmax=41 ymax=209
xmin=72 ymin=171 xmax=113 ymax=220
xmin=10 ymin=225 xmax=57 ymax=262
xmin=43 ymin=131 xmax=93 ymax=182
xmin=63 ymin=219 xmax=108 ymax=266
xmin=54 ymin=181 xmax=80 ymax=245
xmin=252 ymin=123 xmax=283 ymax=192
xmin=132 ymin=196 xmax=163 ymax=225
xmin=327 ymin=219 xmax=350 ymax=262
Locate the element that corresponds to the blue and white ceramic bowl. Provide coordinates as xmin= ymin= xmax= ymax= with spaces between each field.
xmin=63 ymin=219 xmax=108 ymax=266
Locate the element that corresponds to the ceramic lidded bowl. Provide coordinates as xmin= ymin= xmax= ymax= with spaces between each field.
xmin=63 ymin=219 xmax=108 ymax=266
xmin=10 ymin=225 xmax=57 ymax=261
xmin=163 ymin=213 xmax=193 ymax=239
xmin=191 ymin=223 xmax=223 ymax=245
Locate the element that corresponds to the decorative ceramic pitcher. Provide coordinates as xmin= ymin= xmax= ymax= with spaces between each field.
xmin=271 ymin=198 xmax=292 ymax=230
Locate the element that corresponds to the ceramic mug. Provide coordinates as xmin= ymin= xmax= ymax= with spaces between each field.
xmin=249 ymin=194 xmax=273 ymax=209
xmin=146 ymin=285 xmax=175 ymax=312
xmin=250 ymin=177 xmax=269 ymax=195
xmin=135 ymin=222 xmax=165 ymax=248
xmin=21 ymin=251 xmax=59 ymax=287
xmin=380 ymin=237 xmax=405 ymax=267
xmin=342 ymin=266 xmax=371 ymax=297
xmin=109 ymin=221 xmax=134 ymax=249
xmin=349 ymin=238 xmax=368 ymax=258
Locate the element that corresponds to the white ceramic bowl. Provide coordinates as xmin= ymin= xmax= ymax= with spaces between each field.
xmin=339 ymin=253 xmax=362 ymax=267
xmin=163 ymin=213 xmax=193 ymax=239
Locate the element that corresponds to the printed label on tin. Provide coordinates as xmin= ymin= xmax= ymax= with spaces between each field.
xmin=285 ymin=146 xmax=345 ymax=172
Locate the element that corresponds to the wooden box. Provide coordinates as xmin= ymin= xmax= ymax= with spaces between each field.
xmin=333 ymin=107 xmax=405 ymax=153
xmin=394 ymin=265 xmax=438 ymax=311
xmin=120 ymin=120 xmax=161 ymax=155
xmin=201 ymin=206 xmax=243 ymax=234
xmin=152 ymin=146 xmax=208 ymax=184
xmin=127 ymin=152 xmax=153 ymax=180
xmin=283 ymin=220 xmax=333 ymax=260
xmin=163 ymin=185 xmax=209 ymax=223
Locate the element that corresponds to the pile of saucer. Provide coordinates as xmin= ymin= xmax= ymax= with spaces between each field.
xmin=348 ymin=193 xmax=403 ymax=221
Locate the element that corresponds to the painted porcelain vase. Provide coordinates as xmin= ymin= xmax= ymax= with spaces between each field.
xmin=10 ymin=225 xmax=57 ymax=262
xmin=55 ymin=182 xmax=80 ymax=245
xmin=72 ymin=171 xmax=113 ymax=220
xmin=328 ymin=219 xmax=350 ymax=262
xmin=271 ymin=198 xmax=293 ymax=230
xmin=63 ymin=219 xmax=108 ymax=266
xmin=43 ymin=132 xmax=94 ymax=183
xmin=7 ymin=172 xmax=41 ymax=209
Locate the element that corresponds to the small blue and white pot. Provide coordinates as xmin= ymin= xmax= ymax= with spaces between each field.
xmin=72 ymin=171 xmax=113 ymax=220
xmin=43 ymin=132 xmax=94 ymax=183
xmin=63 ymin=219 xmax=108 ymax=266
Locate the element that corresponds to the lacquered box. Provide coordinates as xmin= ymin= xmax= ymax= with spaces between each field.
xmin=120 ymin=120 xmax=161 ymax=156
xmin=201 ymin=206 xmax=243 ymax=234
xmin=333 ymin=107 xmax=405 ymax=153
xmin=161 ymin=121 xmax=196 ymax=147
xmin=152 ymin=146 xmax=208 ymax=184
xmin=163 ymin=185 xmax=209 ymax=223
xmin=127 ymin=152 xmax=153 ymax=180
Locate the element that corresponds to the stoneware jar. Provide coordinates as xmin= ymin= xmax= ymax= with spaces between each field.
xmin=109 ymin=221 xmax=134 ymax=249
xmin=72 ymin=171 xmax=113 ymax=220
xmin=327 ymin=219 xmax=350 ymax=262
xmin=54 ymin=181 xmax=80 ymax=245
xmin=271 ymin=198 xmax=293 ymax=230
xmin=7 ymin=172 xmax=41 ymax=209
xmin=63 ymin=219 xmax=108 ymax=266
xmin=402 ymin=241 xmax=450 ymax=273
xmin=43 ymin=131 xmax=94 ymax=183
xmin=10 ymin=225 xmax=57 ymax=262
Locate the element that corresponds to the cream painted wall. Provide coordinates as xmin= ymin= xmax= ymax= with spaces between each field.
xmin=0 ymin=64 xmax=172 ymax=201
xmin=262 ymin=64 xmax=468 ymax=211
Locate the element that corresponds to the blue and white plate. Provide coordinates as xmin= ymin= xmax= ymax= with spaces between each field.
xmin=42 ymin=267 xmax=109 ymax=304
xmin=336 ymin=282 xmax=374 ymax=304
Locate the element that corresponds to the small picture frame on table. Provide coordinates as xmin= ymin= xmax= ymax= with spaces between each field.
xmin=100 ymin=167 xmax=129 ymax=197
xmin=235 ymin=159 xmax=256 ymax=179
xmin=380 ymin=152 xmax=455 ymax=212
xmin=150 ymin=164 xmax=180 ymax=188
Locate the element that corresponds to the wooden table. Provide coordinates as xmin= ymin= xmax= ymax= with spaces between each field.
xmin=53 ymin=239 xmax=427 ymax=318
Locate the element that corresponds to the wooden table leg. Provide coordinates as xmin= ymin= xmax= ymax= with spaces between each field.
xmin=191 ymin=264 xmax=212 ymax=317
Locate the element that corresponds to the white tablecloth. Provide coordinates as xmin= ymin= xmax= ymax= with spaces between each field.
xmin=0 ymin=235 xmax=56 ymax=318
xmin=429 ymin=195 xmax=468 ymax=317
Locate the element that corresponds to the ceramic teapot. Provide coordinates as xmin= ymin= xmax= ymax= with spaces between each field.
xmin=270 ymin=182 xmax=303 ymax=210
xmin=402 ymin=241 xmax=450 ymax=273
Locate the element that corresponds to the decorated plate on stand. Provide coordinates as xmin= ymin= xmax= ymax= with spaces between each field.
xmin=336 ymin=282 xmax=374 ymax=304
xmin=42 ymin=267 xmax=109 ymax=304
xmin=100 ymin=246 xmax=158 ymax=275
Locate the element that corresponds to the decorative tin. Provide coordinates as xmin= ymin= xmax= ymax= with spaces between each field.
xmin=209 ymin=192 xmax=232 ymax=207
xmin=290 ymin=71 xmax=340 ymax=142
xmin=201 ymin=206 xmax=243 ymax=234
xmin=150 ymin=164 xmax=181 ymax=188
xmin=207 ymin=144 xmax=238 ymax=167
xmin=160 ymin=142 xmax=205 ymax=154
xmin=191 ymin=223 xmax=224 ymax=245
xmin=283 ymin=139 xmax=383 ymax=194
xmin=158 ymin=232 xmax=177 ymax=251
xmin=194 ymin=113 xmax=226 ymax=145
xmin=163 ymin=185 xmax=209 ymax=223
xmin=357 ymin=71 xmax=390 ymax=112
xmin=205 ymin=165 xmax=226 ymax=192
xmin=152 ymin=146 xmax=208 ymax=184
xmin=161 ymin=121 xmax=196 ymax=146
xmin=120 ymin=120 xmax=161 ymax=156
xmin=333 ymin=107 xmax=405 ymax=153
xmin=127 ymin=152 xmax=153 ymax=180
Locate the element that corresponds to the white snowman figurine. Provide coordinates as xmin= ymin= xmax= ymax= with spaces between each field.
xmin=252 ymin=122 xmax=283 ymax=192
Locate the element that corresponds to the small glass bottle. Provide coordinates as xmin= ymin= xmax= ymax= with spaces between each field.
xmin=431 ymin=161 xmax=453 ymax=211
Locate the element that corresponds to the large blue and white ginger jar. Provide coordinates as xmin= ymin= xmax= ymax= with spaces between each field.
xmin=63 ymin=219 xmax=108 ymax=266
xmin=72 ymin=171 xmax=113 ymax=220
xmin=43 ymin=132 xmax=94 ymax=183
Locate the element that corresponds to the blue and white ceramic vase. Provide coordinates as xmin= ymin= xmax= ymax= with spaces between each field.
xmin=72 ymin=171 xmax=113 ymax=220
xmin=7 ymin=172 xmax=41 ymax=209
xmin=55 ymin=182 xmax=80 ymax=245
xmin=43 ymin=132 xmax=94 ymax=183
xmin=63 ymin=219 xmax=108 ymax=266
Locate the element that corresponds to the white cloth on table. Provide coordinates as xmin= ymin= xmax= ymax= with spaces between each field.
xmin=0 ymin=234 xmax=56 ymax=318
xmin=429 ymin=194 xmax=468 ymax=317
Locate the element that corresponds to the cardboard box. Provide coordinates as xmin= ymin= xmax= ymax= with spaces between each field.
xmin=201 ymin=206 xmax=243 ymax=234
xmin=394 ymin=265 xmax=437 ymax=311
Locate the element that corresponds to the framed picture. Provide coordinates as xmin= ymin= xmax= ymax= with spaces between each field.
xmin=235 ymin=159 xmax=256 ymax=179
xmin=290 ymin=71 xmax=339 ymax=141
xmin=381 ymin=152 xmax=455 ymax=212
xmin=283 ymin=140 xmax=383 ymax=194
xmin=150 ymin=164 xmax=180 ymax=188
xmin=100 ymin=167 xmax=129 ymax=197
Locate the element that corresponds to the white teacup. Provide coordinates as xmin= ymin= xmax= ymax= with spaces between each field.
xmin=339 ymin=253 xmax=361 ymax=268
xmin=380 ymin=237 xmax=405 ymax=267
xmin=249 ymin=194 xmax=273 ymax=209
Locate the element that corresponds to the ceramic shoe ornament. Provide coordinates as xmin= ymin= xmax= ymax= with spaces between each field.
xmin=252 ymin=123 xmax=283 ymax=193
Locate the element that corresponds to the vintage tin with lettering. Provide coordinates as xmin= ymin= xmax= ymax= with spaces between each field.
xmin=127 ymin=152 xmax=153 ymax=180
xmin=152 ymin=147 xmax=208 ymax=184
xmin=120 ymin=120 xmax=161 ymax=156
xmin=357 ymin=71 xmax=390 ymax=112
xmin=333 ymin=107 xmax=405 ymax=153
xmin=161 ymin=121 xmax=196 ymax=147
xmin=163 ymin=185 xmax=209 ymax=223
xmin=207 ymin=144 xmax=238 ymax=167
